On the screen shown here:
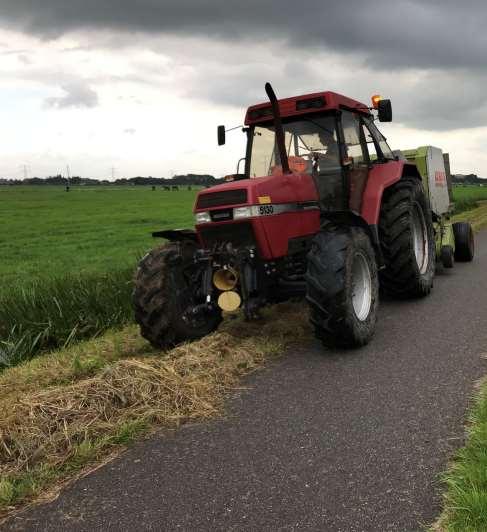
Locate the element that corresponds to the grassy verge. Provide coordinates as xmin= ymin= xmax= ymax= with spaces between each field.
xmin=452 ymin=198 xmax=479 ymax=215
xmin=0 ymin=269 xmax=134 ymax=369
xmin=434 ymin=201 xmax=487 ymax=531
xmin=452 ymin=200 xmax=487 ymax=231
xmin=435 ymin=380 xmax=487 ymax=531
xmin=0 ymin=301 xmax=310 ymax=518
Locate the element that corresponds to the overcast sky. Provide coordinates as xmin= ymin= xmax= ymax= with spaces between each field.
xmin=0 ymin=0 xmax=486 ymax=179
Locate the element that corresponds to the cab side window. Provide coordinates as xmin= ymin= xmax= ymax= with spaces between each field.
xmin=341 ymin=111 xmax=367 ymax=165
xmin=364 ymin=126 xmax=378 ymax=161
xmin=363 ymin=117 xmax=394 ymax=161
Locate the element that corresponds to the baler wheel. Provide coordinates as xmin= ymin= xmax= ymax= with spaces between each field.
xmin=379 ymin=177 xmax=436 ymax=298
xmin=133 ymin=242 xmax=222 ymax=348
xmin=440 ymin=245 xmax=454 ymax=268
xmin=453 ymin=222 xmax=475 ymax=262
xmin=305 ymin=226 xmax=379 ymax=348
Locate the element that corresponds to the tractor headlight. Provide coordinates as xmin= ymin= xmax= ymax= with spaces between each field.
xmin=195 ymin=211 xmax=211 ymax=224
xmin=233 ymin=206 xmax=259 ymax=219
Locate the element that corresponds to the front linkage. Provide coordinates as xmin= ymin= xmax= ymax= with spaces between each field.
xmin=193 ymin=243 xmax=264 ymax=320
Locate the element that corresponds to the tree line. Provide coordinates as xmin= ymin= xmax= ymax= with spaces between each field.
xmin=0 ymin=174 xmax=222 ymax=186
xmin=452 ymin=174 xmax=487 ymax=185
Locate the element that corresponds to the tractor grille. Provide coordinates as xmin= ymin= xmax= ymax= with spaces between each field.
xmin=199 ymin=222 xmax=255 ymax=248
xmin=209 ymin=208 xmax=233 ymax=222
xmin=196 ymin=189 xmax=247 ymax=209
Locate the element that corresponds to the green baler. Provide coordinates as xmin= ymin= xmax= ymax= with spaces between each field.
xmin=401 ymin=146 xmax=474 ymax=266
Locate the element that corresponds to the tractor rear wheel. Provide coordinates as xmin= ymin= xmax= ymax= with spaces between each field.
xmin=379 ymin=177 xmax=435 ymax=298
xmin=133 ymin=241 xmax=222 ymax=348
xmin=305 ymin=226 xmax=379 ymax=348
xmin=453 ymin=222 xmax=475 ymax=262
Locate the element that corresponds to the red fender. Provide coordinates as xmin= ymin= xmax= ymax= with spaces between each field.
xmin=361 ymin=160 xmax=416 ymax=225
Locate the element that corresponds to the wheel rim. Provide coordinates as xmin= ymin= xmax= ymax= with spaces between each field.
xmin=351 ymin=252 xmax=372 ymax=321
xmin=411 ymin=203 xmax=429 ymax=274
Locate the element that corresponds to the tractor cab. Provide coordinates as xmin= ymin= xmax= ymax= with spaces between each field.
xmin=219 ymin=89 xmax=394 ymax=216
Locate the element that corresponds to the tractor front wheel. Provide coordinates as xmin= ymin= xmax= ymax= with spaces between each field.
xmin=379 ymin=177 xmax=436 ymax=298
xmin=305 ymin=226 xmax=379 ymax=348
xmin=133 ymin=242 xmax=222 ymax=348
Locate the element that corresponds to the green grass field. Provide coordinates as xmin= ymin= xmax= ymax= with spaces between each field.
xmin=0 ymin=185 xmax=198 ymax=367
xmin=452 ymin=185 xmax=487 ymax=201
xmin=452 ymin=185 xmax=487 ymax=213
xmin=1 ymin=185 xmax=197 ymax=284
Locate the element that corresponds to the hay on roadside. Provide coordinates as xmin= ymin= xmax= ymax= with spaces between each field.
xmin=0 ymin=301 xmax=310 ymax=506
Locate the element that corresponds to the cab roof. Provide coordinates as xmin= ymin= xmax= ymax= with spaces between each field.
xmin=244 ymin=91 xmax=370 ymax=125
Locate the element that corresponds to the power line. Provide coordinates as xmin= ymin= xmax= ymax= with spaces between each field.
xmin=19 ymin=164 xmax=30 ymax=180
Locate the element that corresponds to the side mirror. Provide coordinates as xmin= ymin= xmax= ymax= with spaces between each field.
xmin=378 ymin=99 xmax=392 ymax=122
xmin=217 ymin=125 xmax=226 ymax=146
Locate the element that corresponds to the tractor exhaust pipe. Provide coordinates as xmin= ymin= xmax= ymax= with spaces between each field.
xmin=265 ymin=82 xmax=291 ymax=174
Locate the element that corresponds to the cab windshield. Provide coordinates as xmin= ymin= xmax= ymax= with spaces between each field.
xmin=248 ymin=116 xmax=339 ymax=178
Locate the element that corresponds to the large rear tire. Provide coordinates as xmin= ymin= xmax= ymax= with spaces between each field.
xmin=379 ymin=177 xmax=435 ymax=298
xmin=305 ymin=226 xmax=379 ymax=348
xmin=453 ymin=222 xmax=475 ymax=262
xmin=133 ymin=241 xmax=222 ymax=348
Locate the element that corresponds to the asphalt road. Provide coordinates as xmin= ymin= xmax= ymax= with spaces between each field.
xmin=6 ymin=231 xmax=487 ymax=532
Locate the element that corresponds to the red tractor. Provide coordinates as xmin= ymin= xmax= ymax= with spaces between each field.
xmin=133 ymin=84 xmax=445 ymax=348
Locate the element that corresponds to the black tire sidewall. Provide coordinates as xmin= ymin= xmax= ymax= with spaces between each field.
xmin=133 ymin=242 xmax=222 ymax=347
xmin=379 ymin=177 xmax=436 ymax=298
xmin=306 ymin=226 xmax=379 ymax=348
xmin=453 ymin=222 xmax=475 ymax=261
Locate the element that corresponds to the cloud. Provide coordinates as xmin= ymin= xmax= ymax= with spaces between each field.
xmin=17 ymin=53 xmax=31 ymax=64
xmin=0 ymin=1 xmax=486 ymax=180
xmin=0 ymin=0 xmax=487 ymax=71
xmin=44 ymin=80 xmax=99 ymax=109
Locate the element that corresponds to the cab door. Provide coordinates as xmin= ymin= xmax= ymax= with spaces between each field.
xmin=340 ymin=111 xmax=370 ymax=214
xmin=307 ymin=115 xmax=347 ymax=213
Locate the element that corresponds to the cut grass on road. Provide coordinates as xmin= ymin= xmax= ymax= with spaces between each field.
xmin=0 ymin=302 xmax=310 ymax=519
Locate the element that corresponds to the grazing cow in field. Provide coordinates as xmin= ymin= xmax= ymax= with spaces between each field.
xmin=187 ymin=185 xmax=192 ymax=191
xmin=171 ymin=185 xmax=179 ymax=191
xmin=163 ymin=185 xmax=170 ymax=191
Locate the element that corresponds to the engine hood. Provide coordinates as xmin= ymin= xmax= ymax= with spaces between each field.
xmin=194 ymin=173 xmax=318 ymax=212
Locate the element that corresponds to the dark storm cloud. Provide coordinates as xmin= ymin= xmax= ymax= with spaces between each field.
xmin=44 ymin=81 xmax=99 ymax=109
xmin=1 ymin=0 xmax=487 ymax=70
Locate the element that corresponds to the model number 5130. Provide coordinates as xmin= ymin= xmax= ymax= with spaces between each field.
xmin=259 ymin=205 xmax=274 ymax=215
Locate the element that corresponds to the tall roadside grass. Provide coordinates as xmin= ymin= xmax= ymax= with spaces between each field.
xmin=453 ymin=198 xmax=479 ymax=214
xmin=0 ymin=269 xmax=134 ymax=369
